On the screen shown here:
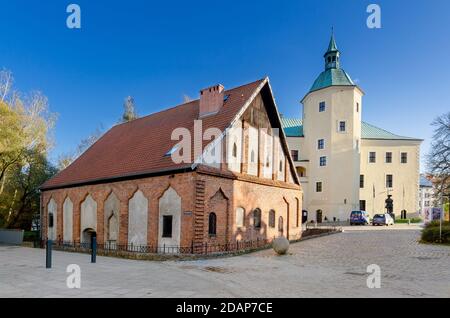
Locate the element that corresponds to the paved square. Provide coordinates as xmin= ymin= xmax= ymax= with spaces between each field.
xmin=1 ymin=225 xmax=449 ymax=297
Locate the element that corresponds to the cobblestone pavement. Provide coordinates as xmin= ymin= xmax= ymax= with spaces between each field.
xmin=1 ymin=226 xmax=449 ymax=298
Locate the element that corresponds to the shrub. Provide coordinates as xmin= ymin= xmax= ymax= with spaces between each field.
xmin=23 ymin=231 xmax=40 ymax=242
xmin=410 ymin=217 xmax=422 ymax=223
xmin=425 ymin=220 xmax=450 ymax=228
xmin=421 ymin=225 xmax=450 ymax=244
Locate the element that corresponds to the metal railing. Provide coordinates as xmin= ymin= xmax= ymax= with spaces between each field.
xmin=43 ymin=237 xmax=272 ymax=256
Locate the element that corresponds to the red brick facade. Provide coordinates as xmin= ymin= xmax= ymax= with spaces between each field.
xmin=41 ymin=165 xmax=302 ymax=249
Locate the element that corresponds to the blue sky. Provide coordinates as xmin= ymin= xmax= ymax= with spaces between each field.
xmin=0 ymin=0 xmax=449 ymax=171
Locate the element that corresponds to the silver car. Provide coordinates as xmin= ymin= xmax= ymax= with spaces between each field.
xmin=372 ymin=213 xmax=394 ymax=226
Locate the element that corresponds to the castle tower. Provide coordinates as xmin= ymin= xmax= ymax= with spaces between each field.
xmin=301 ymin=33 xmax=363 ymax=222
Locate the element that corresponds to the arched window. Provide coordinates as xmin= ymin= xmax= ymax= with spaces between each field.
xmin=278 ymin=216 xmax=284 ymax=234
xmin=253 ymin=209 xmax=262 ymax=229
xmin=232 ymin=143 xmax=237 ymax=158
xmin=208 ymin=213 xmax=217 ymax=236
xmin=269 ymin=210 xmax=275 ymax=228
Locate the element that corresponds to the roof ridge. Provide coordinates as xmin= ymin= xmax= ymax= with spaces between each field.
xmin=113 ymin=78 xmax=266 ymax=129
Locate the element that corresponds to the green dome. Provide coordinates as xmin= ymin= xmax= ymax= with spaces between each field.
xmin=309 ymin=68 xmax=355 ymax=93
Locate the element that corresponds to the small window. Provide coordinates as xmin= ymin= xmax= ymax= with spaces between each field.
xmin=279 ymin=160 xmax=283 ymax=172
xmin=318 ymin=139 xmax=324 ymax=150
xmin=291 ymin=150 xmax=299 ymax=161
xmin=401 ymin=152 xmax=408 ymax=164
xmin=208 ymin=213 xmax=217 ymax=236
xmin=339 ymin=121 xmax=346 ymax=132
xmin=162 ymin=215 xmax=173 ymax=238
xmin=251 ymin=150 xmax=255 ymax=163
xmin=319 ymin=102 xmax=326 ymax=112
xmin=278 ymin=216 xmax=284 ymax=234
xmin=369 ymin=152 xmax=376 ymax=163
xmin=316 ymin=182 xmax=322 ymax=193
xmin=319 ymin=156 xmax=327 ymax=167
xmin=385 ymin=152 xmax=392 ymax=163
xmin=356 ymin=102 xmax=359 ymax=113
xmin=164 ymin=145 xmax=179 ymax=157
xmin=386 ymin=174 xmax=393 ymax=188
xmin=48 ymin=213 xmax=54 ymax=228
xmin=360 ymin=175 xmax=364 ymax=188
xmin=232 ymin=143 xmax=237 ymax=158
xmin=269 ymin=210 xmax=276 ymax=228
xmin=296 ymin=198 xmax=300 ymax=227
xmin=253 ymin=209 xmax=262 ymax=229
xmin=266 ymin=156 xmax=270 ymax=167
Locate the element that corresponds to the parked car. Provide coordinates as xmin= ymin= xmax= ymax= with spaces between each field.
xmin=349 ymin=210 xmax=370 ymax=225
xmin=372 ymin=213 xmax=394 ymax=226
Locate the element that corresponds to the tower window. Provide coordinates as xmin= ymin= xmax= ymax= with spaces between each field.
xmin=332 ymin=56 xmax=336 ymax=62
xmin=360 ymin=175 xmax=364 ymax=188
xmin=318 ymin=139 xmax=324 ymax=150
xmin=339 ymin=121 xmax=346 ymax=132
xmin=356 ymin=102 xmax=359 ymax=113
xmin=319 ymin=156 xmax=327 ymax=167
xmin=316 ymin=182 xmax=323 ymax=193
xmin=319 ymin=102 xmax=326 ymax=112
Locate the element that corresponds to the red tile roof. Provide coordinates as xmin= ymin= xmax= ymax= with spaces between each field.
xmin=42 ymin=79 xmax=266 ymax=190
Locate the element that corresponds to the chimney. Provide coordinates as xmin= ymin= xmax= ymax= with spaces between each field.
xmin=199 ymin=84 xmax=225 ymax=118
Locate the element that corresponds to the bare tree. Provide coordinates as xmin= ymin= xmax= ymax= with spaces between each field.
xmin=427 ymin=112 xmax=450 ymax=199
xmin=121 ymin=96 xmax=138 ymax=122
xmin=57 ymin=125 xmax=104 ymax=170
xmin=0 ymin=69 xmax=13 ymax=102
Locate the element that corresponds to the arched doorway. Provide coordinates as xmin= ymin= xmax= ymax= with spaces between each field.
xmin=82 ymin=228 xmax=97 ymax=248
xmin=316 ymin=210 xmax=323 ymax=224
xmin=401 ymin=210 xmax=407 ymax=219
xmin=302 ymin=210 xmax=308 ymax=223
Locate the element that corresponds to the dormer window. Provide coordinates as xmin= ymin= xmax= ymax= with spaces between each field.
xmin=164 ymin=145 xmax=179 ymax=157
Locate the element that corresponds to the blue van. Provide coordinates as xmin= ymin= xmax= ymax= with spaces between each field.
xmin=350 ymin=210 xmax=370 ymax=225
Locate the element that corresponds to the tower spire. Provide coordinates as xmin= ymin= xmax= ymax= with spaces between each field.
xmin=324 ymin=29 xmax=340 ymax=70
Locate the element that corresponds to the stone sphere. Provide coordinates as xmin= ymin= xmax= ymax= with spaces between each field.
xmin=272 ymin=237 xmax=289 ymax=255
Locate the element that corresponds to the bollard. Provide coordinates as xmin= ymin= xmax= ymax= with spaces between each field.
xmin=46 ymin=239 xmax=52 ymax=269
xmin=91 ymin=237 xmax=97 ymax=263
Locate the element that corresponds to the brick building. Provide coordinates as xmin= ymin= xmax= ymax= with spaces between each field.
xmin=40 ymin=78 xmax=303 ymax=252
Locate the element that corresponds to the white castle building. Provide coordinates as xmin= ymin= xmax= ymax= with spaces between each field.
xmin=282 ymin=34 xmax=422 ymax=223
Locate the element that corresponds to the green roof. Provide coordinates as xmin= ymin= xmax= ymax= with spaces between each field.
xmin=280 ymin=117 xmax=303 ymax=137
xmin=361 ymin=122 xmax=421 ymax=140
xmin=281 ymin=118 xmax=421 ymax=140
xmin=309 ymin=68 xmax=355 ymax=93
xmin=326 ymin=33 xmax=338 ymax=54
